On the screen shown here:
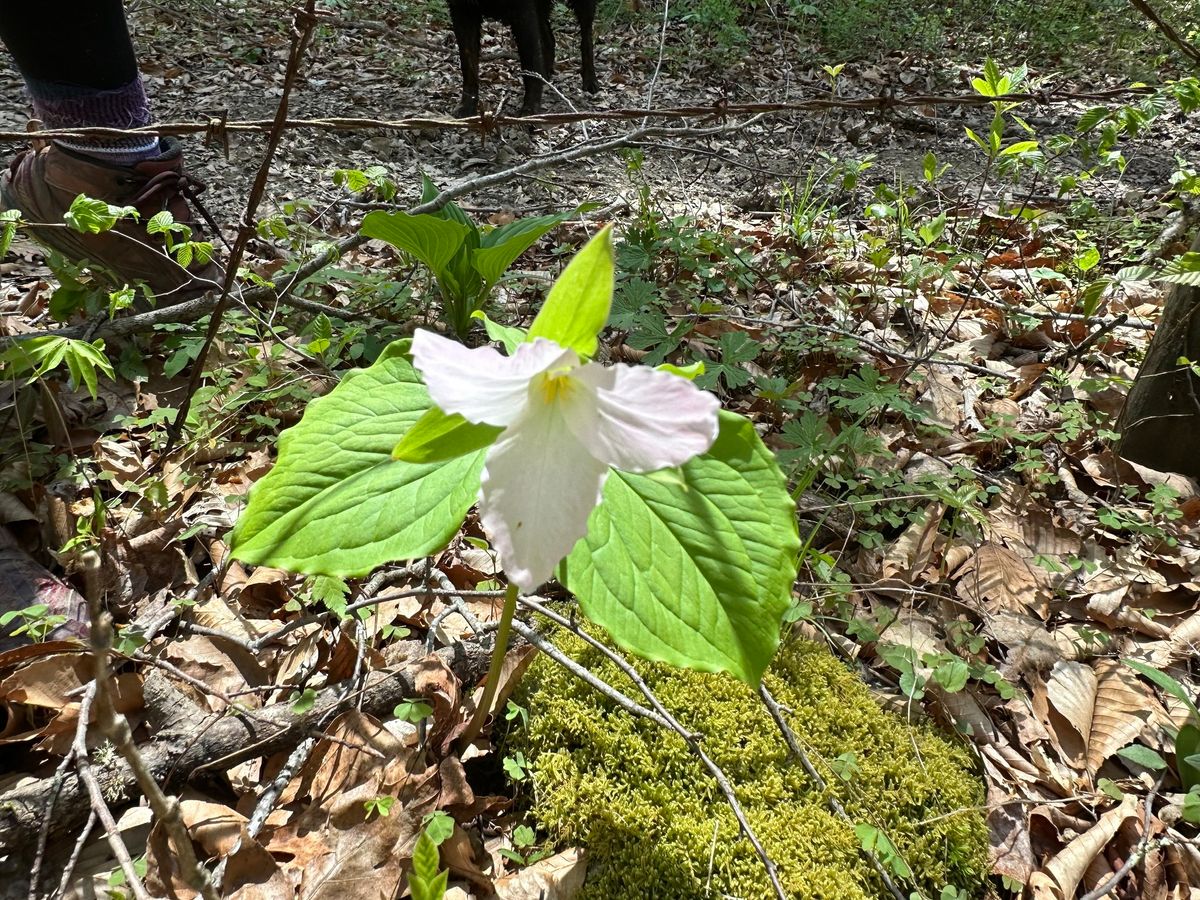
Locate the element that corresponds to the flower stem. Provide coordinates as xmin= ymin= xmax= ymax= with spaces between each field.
xmin=458 ymin=581 xmax=518 ymax=750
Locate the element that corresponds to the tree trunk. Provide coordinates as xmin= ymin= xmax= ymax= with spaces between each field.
xmin=1116 ymin=231 xmax=1200 ymax=478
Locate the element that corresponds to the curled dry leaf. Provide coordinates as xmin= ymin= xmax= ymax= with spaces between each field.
xmin=880 ymin=502 xmax=945 ymax=584
xmin=1028 ymin=793 xmax=1138 ymax=900
xmin=495 ymin=848 xmax=588 ymax=900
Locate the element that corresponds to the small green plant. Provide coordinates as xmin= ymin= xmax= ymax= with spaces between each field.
xmin=0 ymin=335 xmax=115 ymax=400
xmin=145 ymin=210 xmax=215 ymax=270
xmin=363 ymin=795 xmax=396 ymax=819
xmin=394 ymin=699 xmax=434 ymax=723
xmin=333 ymin=165 xmax=397 ymax=202
xmin=408 ymin=821 xmax=449 ymax=900
xmin=421 ymin=810 xmax=454 ymax=844
xmin=504 ymin=751 xmax=530 ymax=782
xmin=1124 ymin=659 xmax=1200 ymax=814
xmin=360 ymin=176 xmax=589 ymax=336
xmin=965 ymin=59 xmax=1042 ymax=179
xmin=289 ymin=688 xmax=317 ymax=714
xmin=499 ymin=823 xmax=554 ymax=867
xmin=0 ymin=603 xmax=68 ymax=642
xmin=106 ymin=854 xmax=149 ymax=900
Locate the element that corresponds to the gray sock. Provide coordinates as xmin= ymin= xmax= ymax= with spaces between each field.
xmin=24 ymin=74 xmax=160 ymax=165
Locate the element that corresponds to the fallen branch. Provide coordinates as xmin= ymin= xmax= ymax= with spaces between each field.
xmin=1 ymin=117 xmax=759 ymax=349
xmin=0 ymin=637 xmax=491 ymax=870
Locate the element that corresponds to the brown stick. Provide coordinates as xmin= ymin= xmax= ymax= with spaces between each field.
xmin=1128 ymin=0 xmax=1200 ymax=67
xmin=85 ymin=594 xmax=218 ymax=899
xmin=164 ymin=0 xmax=322 ymax=454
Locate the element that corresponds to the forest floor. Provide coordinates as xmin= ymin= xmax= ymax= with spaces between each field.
xmin=3 ymin=0 xmax=1200 ymax=898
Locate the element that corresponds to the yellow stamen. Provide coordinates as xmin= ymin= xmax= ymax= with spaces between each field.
xmin=539 ymin=372 xmax=576 ymax=405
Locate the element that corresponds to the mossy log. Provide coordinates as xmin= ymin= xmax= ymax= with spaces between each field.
xmin=513 ymin=633 xmax=989 ymax=899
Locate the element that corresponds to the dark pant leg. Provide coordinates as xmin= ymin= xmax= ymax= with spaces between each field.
xmin=0 ymin=0 xmax=137 ymax=89
xmin=0 ymin=2 xmax=154 ymax=157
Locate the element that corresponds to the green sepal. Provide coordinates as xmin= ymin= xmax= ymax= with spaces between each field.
xmin=471 ymin=310 xmax=527 ymax=355
xmin=393 ymin=406 xmax=504 ymax=464
xmin=527 ymin=224 xmax=614 ymax=358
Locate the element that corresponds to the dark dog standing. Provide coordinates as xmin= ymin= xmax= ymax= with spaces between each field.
xmin=447 ymin=0 xmax=599 ymax=117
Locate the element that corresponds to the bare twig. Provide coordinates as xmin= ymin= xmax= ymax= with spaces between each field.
xmin=72 ymin=683 xmax=152 ymax=900
xmin=52 ymin=809 xmax=97 ymax=900
xmin=1127 ymin=0 xmax=1200 ymax=66
xmin=164 ymin=0 xmax=323 ymax=453
xmin=86 ymin=596 xmax=219 ymax=899
xmin=211 ymin=735 xmax=318 ymax=892
xmin=508 ymin=619 xmax=672 ymax=728
xmin=1078 ymin=778 xmax=1164 ymax=900
xmin=28 ymin=745 xmax=79 ymax=900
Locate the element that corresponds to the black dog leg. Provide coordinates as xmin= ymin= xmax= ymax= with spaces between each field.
xmin=571 ymin=0 xmax=599 ymax=94
xmin=509 ymin=4 xmax=547 ymax=115
xmin=448 ymin=1 xmax=482 ymax=116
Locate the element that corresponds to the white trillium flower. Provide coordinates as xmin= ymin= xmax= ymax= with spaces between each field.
xmin=411 ymin=329 xmax=722 ymax=593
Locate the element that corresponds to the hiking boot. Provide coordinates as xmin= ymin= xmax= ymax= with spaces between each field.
xmin=0 ymin=136 xmax=223 ymax=305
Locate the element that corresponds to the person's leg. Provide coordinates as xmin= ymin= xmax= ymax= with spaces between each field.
xmin=0 ymin=1 xmax=159 ymax=164
xmin=0 ymin=1 xmax=221 ymax=303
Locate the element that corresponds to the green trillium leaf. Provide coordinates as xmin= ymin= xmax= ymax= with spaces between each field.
xmin=559 ymin=411 xmax=799 ymax=684
xmin=527 ymin=225 xmax=614 ymax=358
xmin=231 ymin=341 xmax=483 ymax=576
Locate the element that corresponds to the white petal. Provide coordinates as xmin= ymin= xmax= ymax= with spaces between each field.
xmin=480 ymin=399 xmax=610 ymax=593
xmin=563 ymin=363 xmax=721 ymax=472
xmin=411 ymin=331 xmax=575 ymax=427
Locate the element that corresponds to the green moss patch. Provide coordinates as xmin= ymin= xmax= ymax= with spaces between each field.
xmin=512 ymin=632 xmax=988 ymax=899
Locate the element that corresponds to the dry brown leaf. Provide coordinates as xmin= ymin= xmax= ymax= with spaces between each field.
xmin=916 ymin=371 xmax=963 ymax=432
xmin=955 ymin=542 xmax=1051 ymax=618
xmin=268 ymin=792 xmax=418 ymax=900
xmin=1043 ymin=660 xmax=1096 ymax=767
xmin=440 ymin=825 xmax=496 ymax=892
xmin=1168 ymin=609 xmax=1200 ymax=660
xmin=1029 ymin=793 xmax=1138 ymax=900
xmin=1085 ymin=584 xmax=1171 ymax=638
xmin=161 ymin=635 xmax=265 ymax=711
xmin=1088 ymin=659 xmax=1161 ymax=772
xmin=283 ymin=709 xmax=411 ymax=810
xmin=881 ymin=503 xmax=945 ymax=583
xmin=1040 ymin=659 xmax=1162 ymax=773
xmin=987 ymin=783 xmax=1036 ymax=886
xmin=495 ymin=848 xmax=588 ymax=899
xmin=149 ymin=798 xmax=286 ymax=897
